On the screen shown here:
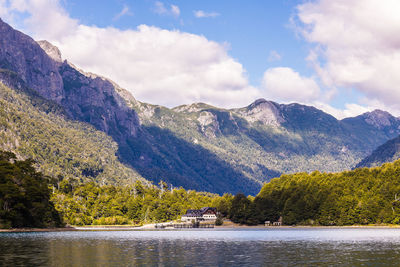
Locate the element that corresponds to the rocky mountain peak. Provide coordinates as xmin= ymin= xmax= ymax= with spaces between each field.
xmin=37 ymin=40 xmax=62 ymax=63
xmin=0 ymin=18 xmax=141 ymax=141
xmin=236 ymin=98 xmax=284 ymax=126
xmin=362 ymin=109 xmax=396 ymax=129
xmin=173 ymin=102 xmax=215 ymax=113
xmin=0 ymin=19 xmax=64 ymax=103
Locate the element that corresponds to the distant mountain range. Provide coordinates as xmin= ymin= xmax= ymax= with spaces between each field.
xmin=1 ymin=18 xmax=399 ymax=195
xmin=356 ymin=135 xmax=400 ymax=168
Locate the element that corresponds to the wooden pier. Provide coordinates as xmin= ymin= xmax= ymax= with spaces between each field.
xmin=155 ymin=223 xmax=214 ymax=229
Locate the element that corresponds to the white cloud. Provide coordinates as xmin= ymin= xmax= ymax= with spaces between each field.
xmin=261 ymin=67 xmax=320 ymax=103
xmin=113 ymin=5 xmax=133 ymax=21
xmin=267 ymin=50 xmax=281 ymax=62
xmin=154 ymin=1 xmax=180 ymax=18
xmin=194 ymin=10 xmax=219 ymax=18
xmin=314 ymin=102 xmax=370 ymax=120
xmin=3 ymin=0 xmax=78 ymax=40
xmin=2 ymin=0 xmax=260 ymax=108
xmin=295 ymin=0 xmax=400 ymax=113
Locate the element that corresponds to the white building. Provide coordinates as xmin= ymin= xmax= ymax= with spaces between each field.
xmin=181 ymin=207 xmax=217 ymax=222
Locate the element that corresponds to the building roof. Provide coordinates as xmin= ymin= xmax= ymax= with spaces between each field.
xmin=183 ymin=207 xmax=216 ymax=217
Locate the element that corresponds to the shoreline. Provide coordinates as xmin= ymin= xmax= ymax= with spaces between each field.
xmin=0 ymin=227 xmax=78 ymax=233
xmin=3 ymin=224 xmax=400 ymax=233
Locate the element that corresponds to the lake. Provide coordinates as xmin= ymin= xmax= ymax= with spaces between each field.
xmin=2 ymin=228 xmax=400 ymax=266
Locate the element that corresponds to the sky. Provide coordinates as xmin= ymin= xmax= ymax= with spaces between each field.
xmin=1 ymin=0 xmax=400 ymax=119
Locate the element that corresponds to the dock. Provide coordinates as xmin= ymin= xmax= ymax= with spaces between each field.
xmin=155 ymin=223 xmax=214 ymax=229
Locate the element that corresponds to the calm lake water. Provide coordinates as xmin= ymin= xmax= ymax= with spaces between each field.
xmin=2 ymin=228 xmax=400 ymax=266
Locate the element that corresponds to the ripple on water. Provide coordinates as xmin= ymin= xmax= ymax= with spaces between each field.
xmin=1 ymin=228 xmax=400 ymax=266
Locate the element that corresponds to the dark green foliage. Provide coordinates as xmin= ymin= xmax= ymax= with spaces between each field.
xmin=215 ymin=215 xmax=223 ymax=226
xmin=228 ymin=193 xmax=253 ymax=224
xmin=0 ymin=151 xmax=63 ymax=228
xmin=230 ymin=160 xmax=400 ymax=226
xmin=52 ymin=181 xmax=217 ymax=226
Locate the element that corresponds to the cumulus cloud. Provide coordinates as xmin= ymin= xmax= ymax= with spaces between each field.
xmin=194 ymin=10 xmax=219 ymax=18
xmin=154 ymin=1 xmax=180 ymax=18
xmin=295 ymin=0 xmax=400 ymax=113
xmin=2 ymin=0 xmax=78 ymax=40
xmin=261 ymin=67 xmax=320 ymax=103
xmin=1 ymin=0 xmax=260 ymax=108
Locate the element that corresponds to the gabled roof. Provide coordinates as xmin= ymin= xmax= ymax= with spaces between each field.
xmin=183 ymin=207 xmax=216 ymax=216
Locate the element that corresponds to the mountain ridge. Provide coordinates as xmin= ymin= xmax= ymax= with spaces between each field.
xmin=356 ymin=135 xmax=400 ymax=168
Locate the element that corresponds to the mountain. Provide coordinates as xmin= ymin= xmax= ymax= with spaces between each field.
xmin=1 ymin=18 xmax=400 ymax=195
xmin=0 ymin=18 xmax=259 ymax=195
xmin=356 ymin=135 xmax=400 ymax=168
xmin=0 ymin=77 xmax=145 ymax=186
xmin=133 ymin=99 xmax=400 ymax=183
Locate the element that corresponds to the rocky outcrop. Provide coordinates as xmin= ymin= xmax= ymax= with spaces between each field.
xmin=37 ymin=40 xmax=63 ymax=63
xmin=0 ymin=18 xmax=141 ymax=141
xmin=235 ymin=98 xmax=284 ymax=126
xmin=362 ymin=110 xmax=399 ymax=130
xmin=197 ymin=111 xmax=220 ymax=138
xmin=59 ymin=61 xmax=140 ymax=139
xmin=0 ymin=18 xmax=64 ymax=102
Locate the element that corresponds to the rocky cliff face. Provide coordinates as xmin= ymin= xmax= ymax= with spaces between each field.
xmin=37 ymin=40 xmax=63 ymax=63
xmin=59 ymin=62 xmax=140 ymax=139
xmin=360 ymin=110 xmax=400 ymax=130
xmin=0 ymin=19 xmax=64 ymax=102
xmin=0 ymin=18 xmax=140 ymax=145
xmin=235 ymin=98 xmax=285 ymax=126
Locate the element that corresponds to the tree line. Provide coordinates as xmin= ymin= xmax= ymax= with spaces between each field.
xmin=3 ymin=148 xmax=400 ymax=228
xmin=225 ymin=159 xmax=400 ymax=226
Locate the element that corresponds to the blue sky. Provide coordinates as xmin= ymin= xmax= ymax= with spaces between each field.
xmin=2 ymin=0 xmax=400 ymax=118
xmin=64 ymin=0 xmax=307 ymax=84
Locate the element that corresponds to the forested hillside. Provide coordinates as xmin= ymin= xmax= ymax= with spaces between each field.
xmin=356 ymin=135 xmax=400 ymax=168
xmin=133 ymin=99 xmax=400 ymax=186
xmin=0 ymin=82 xmax=145 ymax=186
xmin=224 ymin=159 xmax=400 ymax=225
xmin=0 ymin=151 xmax=63 ymax=228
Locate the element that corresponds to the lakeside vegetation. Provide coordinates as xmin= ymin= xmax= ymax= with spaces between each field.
xmin=51 ymin=180 xmax=219 ymax=226
xmin=0 ymin=151 xmax=63 ymax=228
xmin=228 ymin=159 xmax=400 ymax=226
xmin=3 ymin=147 xmax=400 ymax=228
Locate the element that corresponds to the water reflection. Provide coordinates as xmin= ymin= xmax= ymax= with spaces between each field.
xmin=1 ymin=229 xmax=400 ymax=266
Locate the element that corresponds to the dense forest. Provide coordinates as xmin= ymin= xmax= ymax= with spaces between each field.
xmin=50 ymin=157 xmax=400 ymax=226
xmin=52 ymin=180 xmax=225 ymax=226
xmin=0 ymin=151 xmax=63 ymax=228
xmin=228 ymin=159 xmax=400 ymax=226
xmin=3 ymin=151 xmax=400 ymax=228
